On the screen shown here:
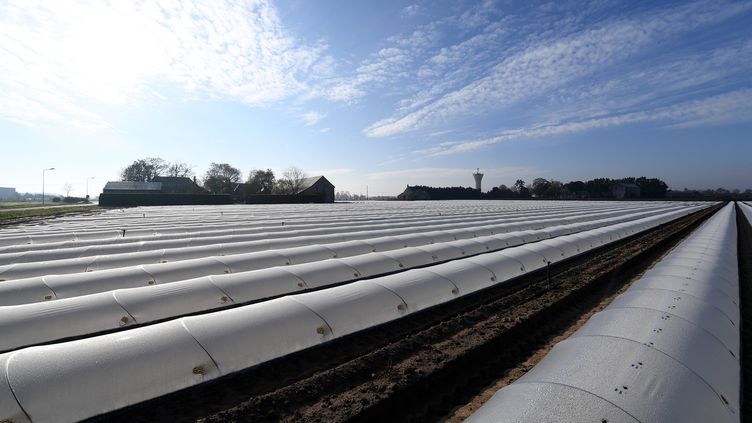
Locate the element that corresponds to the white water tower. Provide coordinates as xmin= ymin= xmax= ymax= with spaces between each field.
xmin=473 ymin=168 xmax=484 ymax=191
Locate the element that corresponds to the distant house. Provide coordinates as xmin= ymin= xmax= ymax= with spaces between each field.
xmin=297 ymin=176 xmax=335 ymax=203
xmin=103 ymin=181 xmax=163 ymax=194
xmin=100 ymin=179 xmax=230 ymax=207
xmin=612 ymin=182 xmax=641 ymax=199
xmin=397 ymin=185 xmax=480 ymax=201
xmin=0 ymin=187 xmax=18 ymax=200
xmin=151 ymin=176 xmax=205 ymax=194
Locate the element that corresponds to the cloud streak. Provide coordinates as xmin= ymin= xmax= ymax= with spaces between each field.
xmin=420 ymin=88 xmax=752 ymax=156
xmin=365 ymin=1 xmax=752 ymax=137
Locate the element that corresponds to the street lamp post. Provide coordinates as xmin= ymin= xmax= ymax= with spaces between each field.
xmin=42 ymin=167 xmax=55 ymax=206
xmin=86 ymin=176 xmax=95 ymax=201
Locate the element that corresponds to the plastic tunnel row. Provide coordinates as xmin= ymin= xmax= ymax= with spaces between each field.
xmin=0 ymin=203 xmax=663 ymax=264
xmin=0 ymin=204 xmax=709 ymax=422
xmin=0 ymin=202 xmax=609 ymax=247
xmin=0 ymin=204 xmax=688 ymax=280
xmin=0 ymin=205 xmax=690 ymax=305
xmin=0 ymin=205 xmax=707 ymax=352
xmin=0 ymin=201 xmax=617 ymax=239
xmin=466 ymin=202 xmax=742 ymax=423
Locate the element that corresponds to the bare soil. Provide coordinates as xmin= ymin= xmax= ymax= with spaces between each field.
xmin=93 ymin=204 xmax=720 ymax=423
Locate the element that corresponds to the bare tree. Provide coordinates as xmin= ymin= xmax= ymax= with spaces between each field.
xmin=63 ymin=183 xmax=73 ymax=197
xmin=274 ymin=166 xmax=308 ymax=194
xmin=121 ymin=157 xmax=168 ymax=181
xmin=167 ymin=162 xmax=194 ymax=178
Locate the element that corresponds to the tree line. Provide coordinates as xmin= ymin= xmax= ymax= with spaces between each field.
xmin=120 ymin=158 xmax=308 ymax=195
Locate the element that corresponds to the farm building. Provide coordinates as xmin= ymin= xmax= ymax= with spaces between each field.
xmin=0 ymin=187 xmax=18 ymax=200
xmin=102 ymin=181 xmax=163 ymax=195
xmin=100 ymin=180 xmax=231 ymax=207
xmin=151 ymin=176 xmax=204 ymax=194
xmin=611 ymin=182 xmax=641 ymax=199
xmin=297 ymin=176 xmax=335 ymax=203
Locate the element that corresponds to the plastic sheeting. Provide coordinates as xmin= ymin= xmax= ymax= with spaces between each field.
xmin=467 ymin=202 xmax=738 ymax=423
xmin=291 ymin=281 xmax=408 ymax=337
xmin=5 ymin=320 xmax=219 ymax=423
xmin=465 ymin=383 xmax=638 ymax=423
xmin=0 ymin=201 xmax=713 ymax=421
xmin=510 ymin=336 xmax=736 ymax=422
xmin=181 ymin=297 xmax=333 ymax=374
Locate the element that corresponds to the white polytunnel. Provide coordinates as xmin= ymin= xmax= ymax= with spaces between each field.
xmin=466 ymin=202 xmax=738 ymax=423
xmin=0 ymin=256 xmax=96 ymax=281
xmin=284 ymin=260 xmax=362 ymax=289
xmin=181 ymin=297 xmax=334 ymax=375
xmin=111 ymin=278 xmax=232 ymax=323
xmin=0 ymin=201 xmax=718 ymax=422
xmin=380 ymin=248 xmax=435 ymax=268
xmin=5 ymin=320 xmax=219 ymax=423
xmin=0 ymin=355 xmax=30 ymax=423
xmin=465 ymin=382 xmax=639 ymax=423
xmin=281 ymin=245 xmax=338 ymax=264
xmin=631 ymin=277 xmax=739 ymax=322
xmin=85 ymin=249 xmax=166 ymax=271
xmin=427 ymin=260 xmax=497 ymax=294
xmin=217 ymin=250 xmax=291 ymax=273
xmin=508 ymin=336 xmax=737 ymax=422
xmin=0 ymin=277 xmax=56 ymax=306
xmin=520 ymin=242 xmax=566 ymax=263
xmin=369 ymin=269 xmax=459 ymax=313
xmin=498 ymin=248 xmax=548 ymax=273
xmin=290 ymin=281 xmax=408 ymax=338
xmin=608 ymin=288 xmax=741 ymax=353
xmin=415 ymin=243 xmax=466 ymax=262
xmin=362 ymin=236 xmax=408 ymax=251
xmin=339 ymin=253 xmax=403 ymax=277
xmin=450 ymin=238 xmax=491 ymax=255
xmin=464 ymin=254 xmax=526 ymax=282
xmin=471 ymin=235 xmax=509 ymax=252
xmin=573 ymin=307 xmax=740 ymax=407
xmin=141 ymin=257 xmax=230 ymax=283
xmin=208 ymin=268 xmax=306 ymax=302
xmin=0 ymin=293 xmax=133 ymax=352
xmin=648 ymin=260 xmax=738 ymax=284
xmin=325 ymin=240 xmax=376 ymax=257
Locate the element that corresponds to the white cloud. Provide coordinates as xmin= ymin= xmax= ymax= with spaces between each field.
xmin=0 ymin=0 xmax=331 ymax=130
xmin=420 ymin=88 xmax=752 ymax=156
xmin=319 ymin=127 xmax=331 ymax=133
xmin=401 ymin=4 xmax=420 ymax=17
xmin=364 ymin=1 xmax=752 ymax=137
xmin=301 ymin=111 xmax=327 ymax=126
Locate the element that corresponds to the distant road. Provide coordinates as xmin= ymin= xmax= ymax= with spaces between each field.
xmin=0 ymin=202 xmax=97 ymax=212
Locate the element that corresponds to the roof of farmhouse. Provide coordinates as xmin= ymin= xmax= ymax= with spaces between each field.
xmin=103 ymin=181 xmax=163 ymax=191
xmin=297 ymin=176 xmax=333 ymax=193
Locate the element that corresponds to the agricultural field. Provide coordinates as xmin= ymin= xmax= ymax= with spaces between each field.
xmin=0 ymin=200 xmax=749 ymax=423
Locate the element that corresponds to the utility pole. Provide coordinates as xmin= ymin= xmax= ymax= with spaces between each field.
xmin=42 ymin=167 xmax=55 ymax=206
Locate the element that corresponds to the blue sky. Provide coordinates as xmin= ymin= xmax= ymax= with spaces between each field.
xmin=0 ymin=0 xmax=750 ymax=197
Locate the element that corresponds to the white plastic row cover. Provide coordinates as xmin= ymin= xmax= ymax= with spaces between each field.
xmin=0 ymin=204 xmax=599 ymax=251
xmin=0 ymin=205 xmax=709 ymax=422
xmin=0 ymin=206 xmax=674 ymax=305
xmin=0 ymin=204 xmax=677 ymax=270
xmin=466 ymin=202 xmax=739 ymax=423
xmin=0 ymin=204 xmax=603 ymax=251
xmin=0 ymin=206 xmax=704 ymax=351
